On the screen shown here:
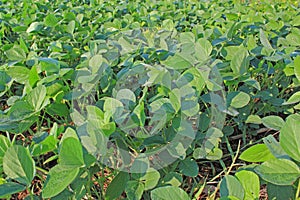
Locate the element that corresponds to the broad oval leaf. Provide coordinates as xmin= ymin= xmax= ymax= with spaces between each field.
xmin=220 ymin=175 xmax=244 ymax=200
xmin=42 ymin=165 xmax=79 ymax=198
xmin=162 ymin=53 xmax=193 ymax=70
xmin=0 ymin=135 xmax=11 ymax=173
xmin=245 ymin=115 xmax=262 ymax=124
xmin=32 ymin=135 xmax=58 ymax=156
xmin=230 ymin=47 xmax=249 ymax=75
xmin=44 ymin=13 xmax=59 ymax=27
xmin=267 ymin=183 xmax=295 ymax=200
xmin=3 ymin=145 xmax=35 ymax=185
xmin=26 ymin=22 xmax=43 ymax=33
xmin=151 ymin=186 xmax=190 ymax=200
xmin=263 ymin=135 xmax=289 ymax=159
xmin=195 ymin=38 xmax=212 ymax=62
xmin=5 ymin=46 xmax=26 ymax=61
xmin=26 ymin=85 xmax=48 ymax=111
xmin=125 ymin=180 xmax=144 ymax=200
xmin=178 ymin=158 xmax=198 ymax=177
xmin=282 ymin=91 xmax=300 ymax=105
xmin=262 ymin=115 xmax=285 ymax=130
xmin=259 ymin=29 xmax=273 ymax=50
xmin=105 ymin=171 xmax=130 ymax=199
xmin=254 ymin=158 xmax=300 ymax=185
xmin=59 ymin=137 xmax=84 ymax=168
xmin=7 ymin=66 xmax=30 ymax=84
xmin=162 ymin=172 xmax=183 ymax=187
xmin=239 ymin=144 xmax=275 ymax=162
xmin=228 ymin=91 xmax=250 ymax=108
xmin=116 ymin=89 xmax=136 ymax=107
xmin=235 ymin=170 xmax=260 ymax=200
xmin=103 ymin=97 xmax=124 ymax=119
xmin=139 ymin=168 xmax=160 ymax=190
xmin=280 ymin=114 xmax=300 ymax=162
xmin=294 ymin=56 xmax=300 ymax=81
xmin=206 ymin=147 xmax=223 ymax=160
xmin=0 ymin=182 xmax=26 ymax=197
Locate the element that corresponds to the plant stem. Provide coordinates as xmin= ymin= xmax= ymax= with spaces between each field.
xmin=296 ymin=179 xmax=300 ymax=200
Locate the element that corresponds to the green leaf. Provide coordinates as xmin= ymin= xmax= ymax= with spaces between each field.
xmin=235 ymin=170 xmax=260 ymax=200
xmin=246 ymin=35 xmax=257 ymax=50
xmin=228 ymin=91 xmax=250 ymax=108
xmin=42 ymin=165 xmax=79 ymax=198
xmin=292 ymin=15 xmax=300 ymax=26
xmin=103 ymin=97 xmax=124 ymax=119
xmin=244 ymin=78 xmax=261 ymax=90
xmin=178 ymin=158 xmax=198 ymax=177
xmin=245 ymin=115 xmax=262 ymax=124
xmin=282 ymin=91 xmax=300 ymax=105
xmin=169 ymin=89 xmax=181 ymax=113
xmin=220 ymin=175 xmax=244 ymax=200
xmin=32 ymin=135 xmax=58 ymax=156
xmin=51 ymin=189 xmax=74 ymax=200
xmin=66 ymin=20 xmax=75 ymax=34
xmin=205 ymin=128 xmax=223 ymax=151
xmin=59 ymin=137 xmax=84 ymax=168
xmin=294 ymin=56 xmax=300 ymax=81
xmin=162 ymin=54 xmax=193 ymax=70
xmin=254 ymin=158 xmax=300 ymax=185
xmin=130 ymin=155 xmax=149 ymax=174
xmin=26 ymin=85 xmax=48 ymax=111
xmin=86 ymin=105 xmax=104 ymax=125
xmin=105 ymin=171 xmax=130 ymax=200
xmin=100 ymin=122 xmax=116 ymax=136
xmin=125 ymin=180 xmax=144 ymax=200
xmin=139 ymin=168 xmax=160 ymax=190
xmin=239 ymin=144 xmax=275 ymax=162
xmin=195 ymin=38 xmax=212 ymax=62
xmin=26 ymin=22 xmax=43 ymax=33
xmin=262 ymin=115 xmax=284 ymax=130
xmin=194 ymin=127 xmax=223 ymax=160
xmin=44 ymin=13 xmax=59 ymax=27
xmin=162 ymin=19 xmax=174 ymax=31
xmin=267 ymin=183 xmax=295 ymax=200
xmin=46 ymin=103 xmax=69 ymax=117
xmin=180 ymin=32 xmax=195 ymax=43
xmin=19 ymin=37 xmax=29 ymax=54
xmin=263 ymin=135 xmax=289 ymax=159
xmin=206 ymin=147 xmax=223 ymax=160
xmin=7 ymin=66 xmax=30 ymax=84
xmin=118 ymin=37 xmax=135 ymax=55
xmin=0 ymin=182 xmax=26 ymax=197
xmin=151 ymin=186 xmax=190 ymax=200
xmin=39 ymin=57 xmax=60 ymax=74
xmin=5 ymin=46 xmax=26 ymax=61
xmin=224 ymin=46 xmax=240 ymax=60
xmin=61 ymin=127 xmax=78 ymax=141
xmin=219 ymin=196 xmax=240 ymax=200
xmin=132 ymin=101 xmax=146 ymax=127
xmin=259 ymin=29 xmax=273 ymax=50
xmin=89 ymin=54 xmax=107 ymax=74
xmin=193 ymin=148 xmax=206 ymax=160
xmin=280 ymin=114 xmax=300 ymax=162
xmin=181 ymin=99 xmax=199 ymax=117
xmin=3 ymin=145 xmax=35 ymax=185
xmin=162 ymin=172 xmax=183 ymax=187
xmin=78 ymin=124 xmax=108 ymax=159
xmin=116 ymin=89 xmax=136 ymax=109
xmin=0 ymin=135 xmax=11 ymax=172
xmin=230 ymin=47 xmax=249 ymax=75
xmin=29 ymin=65 xmax=40 ymax=87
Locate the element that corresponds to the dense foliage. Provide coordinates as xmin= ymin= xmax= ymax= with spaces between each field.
xmin=0 ymin=0 xmax=300 ymax=199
